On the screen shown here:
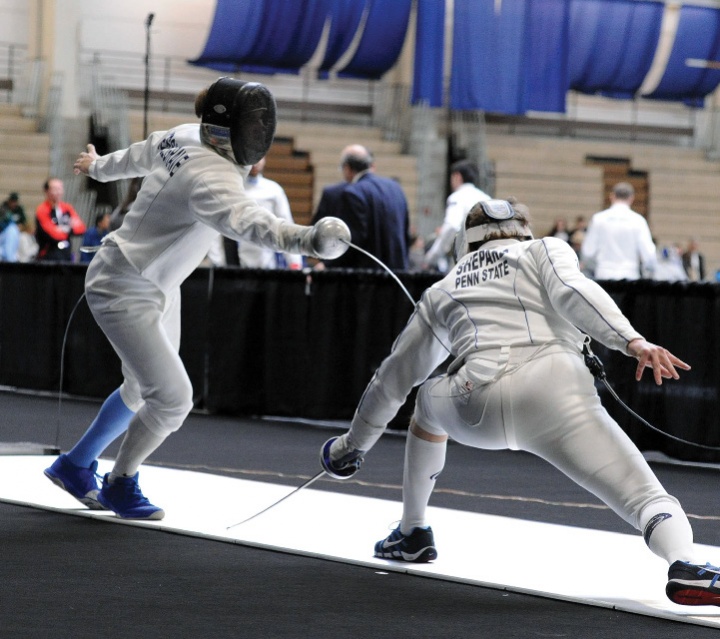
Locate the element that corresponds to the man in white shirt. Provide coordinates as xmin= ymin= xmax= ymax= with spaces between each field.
xmin=423 ymin=160 xmax=491 ymax=272
xmin=235 ymin=157 xmax=302 ymax=269
xmin=580 ymin=182 xmax=656 ymax=280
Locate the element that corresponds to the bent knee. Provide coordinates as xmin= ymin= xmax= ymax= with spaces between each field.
xmin=410 ymin=419 xmax=448 ymax=442
xmin=139 ymin=380 xmax=194 ymax=436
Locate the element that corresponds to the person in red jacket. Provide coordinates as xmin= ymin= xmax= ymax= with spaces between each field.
xmin=35 ymin=177 xmax=87 ymax=261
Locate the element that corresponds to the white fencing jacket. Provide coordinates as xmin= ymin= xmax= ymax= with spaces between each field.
xmin=89 ymin=123 xmax=314 ymax=292
xmin=352 ymin=237 xmax=643 ymax=437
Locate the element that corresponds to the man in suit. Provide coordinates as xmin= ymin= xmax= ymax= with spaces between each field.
xmin=313 ymin=144 xmax=409 ymax=271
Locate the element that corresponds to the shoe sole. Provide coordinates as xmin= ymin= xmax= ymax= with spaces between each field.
xmin=97 ymin=493 xmax=166 ymax=520
xmin=374 ymin=547 xmax=438 ymax=563
xmin=667 ymin=584 xmax=720 ymax=606
xmin=44 ymin=470 xmax=105 ymax=510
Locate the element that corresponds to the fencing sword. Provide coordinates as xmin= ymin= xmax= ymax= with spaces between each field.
xmin=54 ymin=291 xmax=88 ymax=453
xmin=226 ymin=469 xmax=326 ymax=530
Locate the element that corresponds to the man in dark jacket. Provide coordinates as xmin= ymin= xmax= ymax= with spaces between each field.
xmin=313 ymin=144 xmax=409 ymax=271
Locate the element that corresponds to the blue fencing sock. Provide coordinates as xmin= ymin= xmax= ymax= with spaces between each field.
xmin=66 ymin=388 xmax=135 ymax=468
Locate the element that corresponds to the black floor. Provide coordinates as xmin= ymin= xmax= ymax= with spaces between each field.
xmin=2 ymin=390 xmax=720 ymax=638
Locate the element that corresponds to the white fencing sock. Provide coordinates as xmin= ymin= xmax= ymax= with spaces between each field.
xmin=640 ymin=498 xmax=697 ymax=564
xmin=400 ymin=430 xmax=447 ymax=535
xmin=109 ymin=416 xmax=166 ymax=482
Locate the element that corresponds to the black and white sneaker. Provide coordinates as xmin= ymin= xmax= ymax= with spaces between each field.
xmin=374 ymin=525 xmax=437 ymax=563
xmin=666 ymin=560 xmax=720 ymax=606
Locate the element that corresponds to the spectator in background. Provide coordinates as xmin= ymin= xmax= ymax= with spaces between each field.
xmin=545 ymin=216 xmax=570 ymax=242
xmin=309 ymin=169 xmax=350 ymax=271
xmin=0 ymin=192 xmax=23 ymax=261
xmin=682 ymin=238 xmax=705 ymax=282
xmin=580 ymin=182 xmax=656 ymax=280
xmin=35 ymin=177 xmax=87 ymax=261
xmin=568 ymin=215 xmax=587 ymax=256
xmin=313 ymin=144 xmax=410 ymax=271
xmin=17 ymin=220 xmax=39 ymax=262
xmin=422 ymin=159 xmax=491 ymax=273
xmin=654 ymin=242 xmax=687 ymax=282
xmin=80 ymin=210 xmax=111 ymax=263
xmin=233 ymin=156 xmax=302 ymax=270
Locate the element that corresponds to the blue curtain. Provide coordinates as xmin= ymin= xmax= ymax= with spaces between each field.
xmin=644 ymin=5 xmax=720 ymax=104
xmin=191 ymin=0 xmax=720 ymax=110
xmin=190 ymin=1 xmax=265 ymax=71
xmin=336 ymin=0 xmax=413 ymax=79
xmin=412 ymin=0 xmax=445 ymax=106
xmin=525 ymin=0 xmax=570 ymax=112
xmin=192 ymin=0 xmax=332 ymax=74
xmin=450 ymin=0 xmax=568 ymax=115
xmin=192 ymin=0 xmax=410 ymax=80
xmin=318 ymin=0 xmax=366 ymax=74
xmin=568 ymin=0 xmax=663 ymax=99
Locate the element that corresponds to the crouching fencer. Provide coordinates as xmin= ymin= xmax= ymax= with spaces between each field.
xmin=321 ymin=198 xmax=720 ymax=607
xmin=44 ymin=77 xmax=350 ymax=521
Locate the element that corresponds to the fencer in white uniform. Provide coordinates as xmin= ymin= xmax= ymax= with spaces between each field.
xmin=322 ymin=198 xmax=720 ymax=606
xmin=44 ymin=78 xmax=350 ymax=520
xmin=423 ymin=160 xmax=490 ymax=272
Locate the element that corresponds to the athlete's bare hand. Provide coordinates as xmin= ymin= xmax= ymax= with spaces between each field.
xmin=73 ymin=144 xmax=99 ymax=175
xmin=627 ymin=338 xmax=690 ymax=385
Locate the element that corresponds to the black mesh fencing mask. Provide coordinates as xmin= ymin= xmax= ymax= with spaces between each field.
xmin=200 ymin=78 xmax=277 ymax=165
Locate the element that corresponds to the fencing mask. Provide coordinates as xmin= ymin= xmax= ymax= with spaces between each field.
xmin=454 ymin=199 xmax=533 ymax=260
xmin=199 ymin=78 xmax=277 ymax=165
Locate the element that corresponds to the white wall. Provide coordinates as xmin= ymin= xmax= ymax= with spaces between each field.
xmin=76 ymin=0 xmax=214 ymax=60
xmin=0 ymin=0 xmax=217 ymax=116
xmin=0 ymin=0 xmax=28 ymax=44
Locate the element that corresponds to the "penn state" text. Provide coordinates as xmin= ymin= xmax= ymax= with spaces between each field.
xmin=455 ymin=248 xmax=510 ymax=288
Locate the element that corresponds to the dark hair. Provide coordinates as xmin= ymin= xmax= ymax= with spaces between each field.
xmin=450 ymin=160 xmax=479 ymax=186
xmin=342 ymin=147 xmax=373 ymax=173
xmin=465 ymin=197 xmax=531 ymax=250
xmin=194 ymin=87 xmax=209 ymax=119
xmin=43 ymin=177 xmax=61 ymax=191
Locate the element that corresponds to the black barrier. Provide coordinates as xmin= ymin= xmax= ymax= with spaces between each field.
xmin=0 ymin=262 xmax=718 ymax=462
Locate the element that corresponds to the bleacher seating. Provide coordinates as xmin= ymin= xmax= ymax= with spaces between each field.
xmin=0 ymin=103 xmax=50 ymax=215
xmin=485 ymin=130 xmax=720 ymax=277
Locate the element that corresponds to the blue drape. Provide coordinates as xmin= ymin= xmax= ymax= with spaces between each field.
xmin=336 ymin=0 xmax=412 ymax=79
xmin=568 ymin=0 xmax=663 ymax=99
xmin=192 ymin=0 xmax=410 ymax=80
xmin=449 ymin=0 xmax=568 ymax=115
xmin=318 ymin=0 xmax=366 ymax=73
xmin=192 ymin=0 xmax=332 ymax=74
xmin=191 ymin=0 xmax=720 ymax=111
xmin=190 ymin=0 xmax=264 ymax=71
xmin=412 ymin=0 xmax=445 ymax=106
xmin=644 ymin=5 xmax=720 ymax=104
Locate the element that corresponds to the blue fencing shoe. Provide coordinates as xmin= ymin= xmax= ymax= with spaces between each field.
xmin=44 ymin=454 xmax=104 ymax=510
xmin=98 ymin=472 xmax=165 ymax=520
xmin=374 ymin=525 xmax=437 ymax=563
xmin=666 ymin=560 xmax=720 ymax=606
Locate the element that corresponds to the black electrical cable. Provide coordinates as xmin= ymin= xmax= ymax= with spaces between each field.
xmin=583 ymin=342 xmax=720 ymax=452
